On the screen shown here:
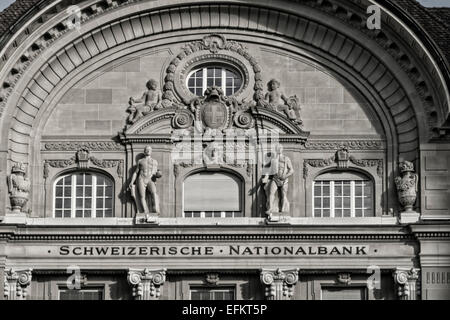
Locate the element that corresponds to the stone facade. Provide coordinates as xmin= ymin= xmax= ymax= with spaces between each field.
xmin=0 ymin=0 xmax=449 ymax=300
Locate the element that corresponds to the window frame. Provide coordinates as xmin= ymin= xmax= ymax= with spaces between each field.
xmin=320 ymin=285 xmax=368 ymax=300
xmin=186 ymin=65 xmax=243 ymax=96
xmin=189 ymin=286 xmax=236 ymax=300
xmin=182 ymin=170 xmax=243 ymax=218
xmin=312 ymin=171 xmax=375 ymax=218
xmin=53 ymin=171 xmax=114 ymax=218
xmin=58 ymin=285 xmax=105 ymax=300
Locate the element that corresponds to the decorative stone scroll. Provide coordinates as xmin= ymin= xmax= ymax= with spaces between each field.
xmin=303 ymin=147 xmax=383 ymax=178
xmin=393 ymin=268 xmax=420 ymax=300
xmin=127 ymin=268 xmax=166 ymax=300
xmin=260 ymin=268 xmax=299 ymax=300
xmin=7 ymin=162 xmax=31 ymax=214
xmin=4 ymin=268 xmax=32 ymax=300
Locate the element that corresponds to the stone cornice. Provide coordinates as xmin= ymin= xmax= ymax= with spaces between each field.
xmin=0 ymin=233 xmax=415 ymax=242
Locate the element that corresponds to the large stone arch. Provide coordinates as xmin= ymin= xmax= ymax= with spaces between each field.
xmin=0 ymin=0 xmax=449 ymax=212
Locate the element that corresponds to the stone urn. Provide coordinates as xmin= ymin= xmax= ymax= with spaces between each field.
xmin=7 ymin=162 xmax=31 ymax=213
xmin=395 ymin=161 xmax=418 ymax=213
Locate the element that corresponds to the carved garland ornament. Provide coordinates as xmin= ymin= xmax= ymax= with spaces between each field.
xmin=165 ymin=34 xmax=260 ymax=104
xmin=303 ymin=140 xmax=384 ymax=150
xmin=303 ymin=147 xmax=383 ymax=178
xmin=43 ymin=149 xmax=124 ymax=178
xmin=43 ymin=141 xmax=123 ymax=151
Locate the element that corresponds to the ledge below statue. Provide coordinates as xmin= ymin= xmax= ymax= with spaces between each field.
xmin=0 ymin=216 xmax=402 ymax=226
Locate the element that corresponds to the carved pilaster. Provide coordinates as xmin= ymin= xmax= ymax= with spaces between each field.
xmin=393 ymin=268 xmax=420 ymax=300
xmin=260 ymin=268 xmax=299 ymax=300
xmin=4 ymin=268 xmax=32 ymax=300
xmin=127 ymin=268 xmax=166 ymax=300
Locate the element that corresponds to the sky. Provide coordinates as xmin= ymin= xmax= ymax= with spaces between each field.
xmin=0 ymin=0 xmax=449 ymax=12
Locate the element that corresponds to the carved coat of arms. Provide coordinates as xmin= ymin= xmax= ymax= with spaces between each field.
xmin=190 ymin=86 xmax=232 ymax=133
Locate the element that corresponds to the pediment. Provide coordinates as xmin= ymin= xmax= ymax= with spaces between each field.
xmin=124 ymin=107 xmax=178 ymax=135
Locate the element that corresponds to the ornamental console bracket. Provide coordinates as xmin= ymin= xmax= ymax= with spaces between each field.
xmin=393 ymin=268 xmax=420 ymax=300
xmin=260 ymin=268 xmax=299 ymax=300
xmin=127 ymin=268 xmax=167 ymax=300
xmin=4 ymin=268 xmax=32 ymax=300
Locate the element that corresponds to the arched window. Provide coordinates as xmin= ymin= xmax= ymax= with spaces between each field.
xmin=54 ymin=172 xmax=113 ymax=218
xmin=187 ymin=66 xmax=242 ymax=96
xmin=183 ymin=171 xmax=242 ymax=218
xmin=313 ymin=171 xmax=374 ymax=218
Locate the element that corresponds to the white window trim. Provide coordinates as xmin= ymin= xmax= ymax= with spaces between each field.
xmin=53 ymin=172 xmax=113 ymax=218
xmin=189 ymin=286 xmax=236 ymax=300
xmin=183 ymin=211 xmax=243 ymax=218
xmin=58 ymin=287 xmax=104 ymax=300
xmin=186 ymin=66 xmax=241 ymax=96
xmin=312 ymin=180 xmax=373 ymax=218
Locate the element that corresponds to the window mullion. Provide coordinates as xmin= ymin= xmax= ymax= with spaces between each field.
xmin=202 ymin=68 xmax=207 ymax=93
xmin=312 ymin=181 xmax=315 ymax=217
xmin=330 ymin=181 xmax=335 ymax=218
xmin=350 ymin=181 xmax=355 ymax=218
xmin=222 ymin=68 xmax=226 ymax=93
xmin=361 ymin=181 xmax=365 ymax=217
xmin=92 ymin=175 xmax=97 ymax=218
xmin=71 ymin=174 xmax=76 ymax=218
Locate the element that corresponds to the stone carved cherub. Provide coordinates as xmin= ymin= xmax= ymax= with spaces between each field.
xmin=126 ymin=79 xmax=162 ymax=124
xmin=263 ymin=79 xmax=302 ymax=125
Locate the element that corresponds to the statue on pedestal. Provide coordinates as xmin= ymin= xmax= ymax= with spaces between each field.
xmin=7 ymin=162 xmax=31 ymax=214
xmin=129 ymin=146 xmax=162 ymax=215
xmin=262 ymin=144 xmax=294 ymax=217
xmin=126 ymin=79 xmax=162 ymax=124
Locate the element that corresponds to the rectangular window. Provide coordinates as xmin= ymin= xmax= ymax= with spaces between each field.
xmin=183 ymin=172 xmax=241 ymax=218
xmin=321 ymin=287 xmax=367 ymax=300
xmin=190 ymin=287 xmax=235 ymax=300
xmin=313 ymin=180 xmax=373 ymax=217
xmin=54 ymin=173 xmax=114 ymax=218
xmin=59 ymin=288 xmax=104 ymax=300
xmin=183 ymin=211 xmax=242 ymax=218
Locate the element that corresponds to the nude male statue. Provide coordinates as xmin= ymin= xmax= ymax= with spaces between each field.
xmin=129 ymin=146 xmax=161 ymax=214
xmin=262 ymin=144 xmax=294 ymax=215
